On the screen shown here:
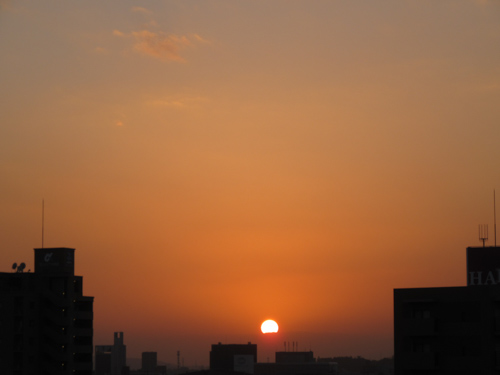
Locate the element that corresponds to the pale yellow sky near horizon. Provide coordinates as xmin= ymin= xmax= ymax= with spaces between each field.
xmin=1 ymin=0 xmax=500 ymax=365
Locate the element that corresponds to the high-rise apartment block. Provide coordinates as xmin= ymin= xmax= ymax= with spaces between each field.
xmin=0 ymin=247 xmax=94 ymax=375
xmin=394 ymin=246 xmax=500 ymax=374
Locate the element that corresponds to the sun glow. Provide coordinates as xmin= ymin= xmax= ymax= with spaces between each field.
xmin=261 ymin=319 xmax=279 ymax=333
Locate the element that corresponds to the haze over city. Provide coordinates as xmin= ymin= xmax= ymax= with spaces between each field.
xmin=1 ymin=0 xmax=500 ymax=367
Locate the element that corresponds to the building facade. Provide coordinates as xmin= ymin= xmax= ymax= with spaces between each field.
xmin=394 ymin=246 xmax=500 ymax=374
xmin=95 ymin=332 xmax=127 ymax=375
xmin=210 ymin=343 xmax=257 ymax=373
xmin=0 ymin=247 xmax=94 ymax=375
xmin=142 ymin=352 xmax=158 ymax=371
xmin=255 ymin=351 xmax=337 ymax=375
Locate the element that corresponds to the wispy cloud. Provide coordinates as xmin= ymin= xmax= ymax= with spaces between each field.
xmin=94 ymin=46 xmax=109 ymax=54
xmin=473 ymin=0 xmax=500 ymax=4
xmin=468 ymin=82 xmax=500 ymax=94
xmin=0 ymin=0 xmax=11 ymax=11
xmin=132 ymin=6 xmax=153 ymax=15
xmin=113 ymin=29 xmax=208 ymax=62
xmin=191 ymin=33 xmax=211 ymax=44
xmin=132 ymin=30 xmax=191 ymax=62
xmin=147 ymin=95 xmax=209 ymax=108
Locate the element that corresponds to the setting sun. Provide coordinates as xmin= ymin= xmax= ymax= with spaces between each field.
xmin=1 ymin=0 xmax=498 ymax=366
xmin=261 ymin=319 xmax=279 ymax=334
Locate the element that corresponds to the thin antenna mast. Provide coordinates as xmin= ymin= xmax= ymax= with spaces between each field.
xmin=494 ymin=189 xmax=497 ymax=247
xmin=42 ymin=199 xmax=44 ymax=248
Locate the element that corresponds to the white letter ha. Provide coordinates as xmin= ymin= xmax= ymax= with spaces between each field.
xmin=485 ymin=271 xmax=497 ymax=285
xmin=469 ymin=271 xmax=482 ymax=286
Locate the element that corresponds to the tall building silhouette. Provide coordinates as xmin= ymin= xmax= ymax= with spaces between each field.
xmin=112 ymin=332 xmax=127 ymax=374
xmin=0 ymin=247 xmax=94 ymax=374
xmin=394 ymin=246 xmax=500 ymax=374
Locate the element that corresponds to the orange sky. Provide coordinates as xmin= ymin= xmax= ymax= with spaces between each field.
xmin=1 ymin=0 xmax=500 ymax=367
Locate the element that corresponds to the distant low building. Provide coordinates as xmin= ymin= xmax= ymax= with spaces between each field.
xmin=95 ymin=332 xmax=128 ymax=375
xmin=199 ymin=344 xmax=337 ymax=375
xmin=142 ymin=352 xmax=158 ymax=371
xmin=210 ymin=342 xmax=257 ymax=373
xmin=95 ymin=345 xmax=113 ymax=375
xmin=255 ymin=351 xmax=337 ymax=375
xmin=394 ymin=246 xmax=500 ymax=374
xmin=128 ymin=351 xmax=166 ymax=375
xmin=317 ymin=356 xmax=392 ymax=375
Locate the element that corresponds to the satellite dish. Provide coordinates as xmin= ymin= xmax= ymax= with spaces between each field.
xmin=18 ymin=263 xmax=26 ymax=272
xmin=12 ymin=263 xmax=17 ymax=270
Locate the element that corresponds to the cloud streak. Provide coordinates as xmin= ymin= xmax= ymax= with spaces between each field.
xmin=132 ymin=30 xmax=192 ymax=62
xmin=114 ymin=29 xmax=208 ymax=62
xmin=132 ymin=6 xmax=152 ymax=15
xmin=0 ymin=0 xmax=11 ymax=11
xmin=147 ymin=95 xmax=209 ymax=108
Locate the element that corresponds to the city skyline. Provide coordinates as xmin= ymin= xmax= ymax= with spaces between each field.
xmin=1 ymin=0 xmax=500 ymax=367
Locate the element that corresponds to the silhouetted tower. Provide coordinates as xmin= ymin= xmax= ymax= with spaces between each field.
xmin=112 ymin=332 xmax=126 ymax=375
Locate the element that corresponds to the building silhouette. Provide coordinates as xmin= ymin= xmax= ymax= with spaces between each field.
xmin=0 ymin=247 xmax=93 ymax=374
xmin=129 ymin=351 xmax=166 ymax=375
xmin=95 ymin=332 xmax=127 ymax=375
xmin=210 ymin=343 xmax=257 ymax=373
xmin=255 ymin=351 xmax=337 ymax=375
xmin=207 ymin=343 xmax=337 ymax=375
xmin=394 ymin=246 xmax=500 ymax=374
xmin=95 ymin=346 xmax=112 ymax=375
xmin=142 ymin=352 xmax=157 ymax=371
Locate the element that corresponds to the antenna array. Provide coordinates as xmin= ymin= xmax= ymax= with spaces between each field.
xmin=479 ymin=224 xmax=488 ymax=247
xmin=42 ymin=199 xmax=44 ymax=248
xmin=494 ymin=189 xmax=497 ymax=247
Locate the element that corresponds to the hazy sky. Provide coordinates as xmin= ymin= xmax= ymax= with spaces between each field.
xmin=1 ymin=0 xmax=500 ymax=366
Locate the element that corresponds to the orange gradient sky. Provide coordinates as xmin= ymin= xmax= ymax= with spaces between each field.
xmin=1 ymin=0 xmax=500 ymax=366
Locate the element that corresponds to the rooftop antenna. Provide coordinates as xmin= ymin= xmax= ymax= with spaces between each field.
xmin=12 ymin=262 xmax=25 ymax=273
xmin=479 ymin=224 xmax=488 ymax=247
xmin=41 ymin=199 xmax=44 ymax=248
